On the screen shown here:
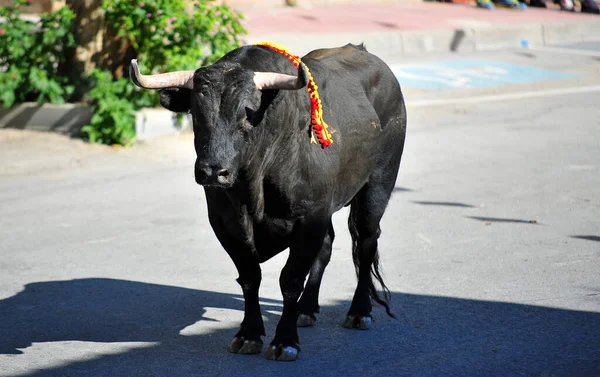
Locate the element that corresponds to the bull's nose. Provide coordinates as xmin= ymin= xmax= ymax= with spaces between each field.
xmin=195 ymin=164 xmax=233 ymax=186
xmin=195 ymin=166 xmax=212 ymax=184
xmin=215 ymin=168 xmax=231 ymax=184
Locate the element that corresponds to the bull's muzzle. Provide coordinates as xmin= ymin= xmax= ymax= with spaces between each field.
xmin=195 ymin=162 xmax=233 ymax=186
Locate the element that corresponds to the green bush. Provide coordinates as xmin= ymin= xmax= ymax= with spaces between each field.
xmin=83 ymin=0 xmax=246 ymax=145
xmin=104 ymin=0 xmax=246 ymax=72
xmin=0 ymin=0 xmax=246 ymax=146
xmin=82 ymin=69 xmax=151 ymax=146
xmin=0 ymin=0 xmax=76 ymax=108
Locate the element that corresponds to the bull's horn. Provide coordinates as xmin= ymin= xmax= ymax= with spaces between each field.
xmin=129 ymin=59 xmax=195 ymax=89
xmin=254 ymin=61 xmax=308 ymax=90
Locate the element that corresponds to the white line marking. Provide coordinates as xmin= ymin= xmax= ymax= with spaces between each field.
xmin=417 ymin=233 xmax=434 ymax=246
xmin=406 ymin=85 xmax=600 ymax=107
xmin=526 ymin=45 xmax=600 ymax=58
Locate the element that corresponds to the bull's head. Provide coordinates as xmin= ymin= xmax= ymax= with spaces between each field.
xmin=129 ymin=58 xmax=308 ymax=187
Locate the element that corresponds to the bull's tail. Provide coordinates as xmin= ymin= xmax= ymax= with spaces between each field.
xmin=369 ymin=250 xmax=395 ymax=318
xmin=349 ymin=211 xmax=395 ymax=318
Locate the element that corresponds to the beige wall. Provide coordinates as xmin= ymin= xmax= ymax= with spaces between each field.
xmin=0 ymin=0 xmax=65 ymax=13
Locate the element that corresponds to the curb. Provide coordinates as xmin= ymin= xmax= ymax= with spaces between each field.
xmin=0 ymin=103 xmax=92 ymax=136
xmin=135 ymin=109 xmax=192 ymax=141
xmin=0 ymin=103 xmax=190 ymax=141
xmin=245 ymin=19 xmax=600 ymax=57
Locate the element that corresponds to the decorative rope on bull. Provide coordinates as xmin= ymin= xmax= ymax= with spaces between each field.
xmin=254 ymin=42 xmax=334 ymax=148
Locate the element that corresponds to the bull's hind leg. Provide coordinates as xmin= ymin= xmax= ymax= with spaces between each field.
xmin=297 ymin=221 xmax=334 ymax=327
xmin=344 ymin=181 xmax=396 ymax=330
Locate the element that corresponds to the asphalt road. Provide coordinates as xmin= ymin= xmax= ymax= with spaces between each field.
xmin=0 ymin=44 xmax=599 ymax=377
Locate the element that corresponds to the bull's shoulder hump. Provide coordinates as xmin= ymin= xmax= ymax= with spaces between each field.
xmin=303 ymin=44 xmax=367 ymax=62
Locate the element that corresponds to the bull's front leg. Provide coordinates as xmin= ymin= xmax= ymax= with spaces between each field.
xmin=266 ymin=219 xmax=329 ymax=361
xmin=227 ymin=254 xmax=264 ymax=355
xmin=209 ymin=216 xmax=265 ymax=355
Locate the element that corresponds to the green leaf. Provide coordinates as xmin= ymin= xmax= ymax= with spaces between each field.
xmin=0 ymin=90 xmax=16 ymax=109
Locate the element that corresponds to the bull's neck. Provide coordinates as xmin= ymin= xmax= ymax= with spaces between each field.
xmin=240 ymin=98 xmax=312 ymax=221
xmin=217 ymin=45 xmax=298 ymax=79
xmin=253 ymin=42 xmax=333 ymax=148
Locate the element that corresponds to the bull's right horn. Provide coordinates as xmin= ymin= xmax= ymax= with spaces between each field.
xmin=129 ymin=59 xmax=196 ymax=89
xmin=253 ymin=61 xmax=309 ymax=91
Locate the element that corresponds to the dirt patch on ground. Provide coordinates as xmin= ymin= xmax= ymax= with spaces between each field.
xmin=0 ymin=129 xmax=195 ymax=177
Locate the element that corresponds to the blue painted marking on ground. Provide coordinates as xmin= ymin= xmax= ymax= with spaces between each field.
xmin=390 ymin=59 xmax=574 ymax=90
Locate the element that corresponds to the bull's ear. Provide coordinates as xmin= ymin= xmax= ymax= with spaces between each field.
xmin=247 ymin=90 xmax=277 ymax=127
xmin=159 ymin=88 xmax=191 ymax=113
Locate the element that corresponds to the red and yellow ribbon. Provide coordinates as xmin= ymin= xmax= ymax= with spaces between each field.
xmin=254 ymin=42 xmax=333 ymax=148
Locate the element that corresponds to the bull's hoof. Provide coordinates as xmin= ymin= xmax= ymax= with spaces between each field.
xmin=227 ymin=337 xmax=263 ymax=354
xmin=265 ymin=344 xmax=300 ymax=361
xmin=297 ymin=313 xmax=316 ymax=327
xmin=342 ymin=315 xmax=372 ymax=330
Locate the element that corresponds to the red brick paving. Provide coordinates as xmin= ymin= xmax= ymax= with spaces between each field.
xmin=236 ymin=1 xmax=600 ymax=35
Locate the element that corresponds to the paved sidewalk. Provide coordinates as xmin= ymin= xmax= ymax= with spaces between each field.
xmin=234 ymin=0 xmax=600 ymax=56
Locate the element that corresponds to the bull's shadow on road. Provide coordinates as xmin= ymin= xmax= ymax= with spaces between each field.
xmin=1 ymin=278 xmax=598 ymax=377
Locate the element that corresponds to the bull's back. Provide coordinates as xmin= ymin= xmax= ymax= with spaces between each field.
xmin=304 ymin=44 xmax=405 ymax=139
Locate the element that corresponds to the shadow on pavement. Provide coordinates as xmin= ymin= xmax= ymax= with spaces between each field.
xmin=466 ymin=216 xmax=540 ymax=224
xmin=412 ymin=201 xmax=475 ymax=208
xmin=1 ymin=278 xmax=598 ymax=377
xmin=570 ymin=235 xmax=600 ymax=242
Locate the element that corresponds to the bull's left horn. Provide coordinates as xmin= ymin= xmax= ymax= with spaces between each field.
xmin=254 ymin=61 xmax=308 ymax=90
xmin=129 ymin=59 xmax=195 ymax=89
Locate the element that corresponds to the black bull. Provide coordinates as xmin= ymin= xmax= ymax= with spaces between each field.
xmin=130 ymin=44 xmax=407 ymax=361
